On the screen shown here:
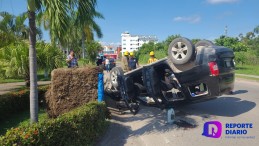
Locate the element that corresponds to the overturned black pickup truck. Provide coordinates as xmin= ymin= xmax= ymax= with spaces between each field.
xmin=106 ymin=37 xmax=235 ymax=114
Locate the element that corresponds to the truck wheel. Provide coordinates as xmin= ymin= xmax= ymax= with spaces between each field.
xmin=110 ymin=67 xmax=124 ymax=89
xmin=168 ymin=37 xmax=195 ymax=65
xmin=195 ymin=40 xmax=215 ymax=50
xmin=167 ymin=56 xmax=195 ymax=73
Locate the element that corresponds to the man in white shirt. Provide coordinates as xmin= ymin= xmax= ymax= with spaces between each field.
xmin=105 ymin=57 xmax=110 ymax=72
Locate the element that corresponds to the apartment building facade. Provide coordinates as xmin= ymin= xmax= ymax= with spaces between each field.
xmin=121 ymin=32 xmax=158 ymax=54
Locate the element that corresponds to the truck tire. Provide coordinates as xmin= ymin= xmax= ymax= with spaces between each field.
xmin=110 ymin=67 xmax=124 ymax=89
xmin=195 ymin=40 xmax=215 ymax=50
xmin=168 ymin=37 xmax=195 ymax=65
xmin=167 ymin=59 xmax=196 ymax=73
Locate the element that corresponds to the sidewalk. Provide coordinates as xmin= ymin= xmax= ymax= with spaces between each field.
xmin=0 ymin=81 xmax=51 ymax=95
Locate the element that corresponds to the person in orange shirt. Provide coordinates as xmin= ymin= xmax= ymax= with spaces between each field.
xmin=148 ymin=51 xmax=158 ymax=64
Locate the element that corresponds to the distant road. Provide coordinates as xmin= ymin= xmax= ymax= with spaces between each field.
xmin=0 ymin=81 xmax=51 ymax=95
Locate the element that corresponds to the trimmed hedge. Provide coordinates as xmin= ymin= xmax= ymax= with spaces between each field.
xmin=0 ymin=86 xmax=49 ymax=122
xmin=0 ymin=102 xmax=109 ymax=146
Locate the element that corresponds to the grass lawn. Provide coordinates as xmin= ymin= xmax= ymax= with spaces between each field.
xmin=235 ymin=64 xmax=259 ymax=76
xmin=0 ymin=109 xmax=47 ymax=135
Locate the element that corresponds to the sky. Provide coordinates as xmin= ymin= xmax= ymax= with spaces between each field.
xmin=0 ymin=0 xmax=259 ymax=45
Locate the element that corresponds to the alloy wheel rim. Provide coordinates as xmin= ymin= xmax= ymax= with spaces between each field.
xmin=171 ymin=42 xmax=188 ymax=60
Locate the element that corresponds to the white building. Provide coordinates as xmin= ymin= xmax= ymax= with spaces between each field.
xmin=102 ymin=45 xmax=113 ymax=53
xmin=121 ymin=32 xmax=158 ymax=53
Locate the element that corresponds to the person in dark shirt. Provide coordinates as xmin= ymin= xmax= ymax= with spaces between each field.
xmin=128 ymin=52 xmax=139 ymax=70
xmin=66 ymin=50 xmax=78 ymax=68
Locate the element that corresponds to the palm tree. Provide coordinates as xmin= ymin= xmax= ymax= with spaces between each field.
xmin=78 ymin=11 xmax=104 ymax=59
xmin=0 ymin=41 xmax=63 ymax=83
xmin=0 ymin=12 xmax=25 ymax=47
xmin=36 ymin=1 xmax=103 ymax=59
xmin=36 ymin=42 xmax=64 ymax=78
xmin=27 ymin=0 xmax=38 ymax=123
xmin=0 ymin=11 xmax=43 ymax=48
xmin=0 ymin=12 xmax=16 ymax=34
xmin=85 ymin=41 xmax=102 ymax=64
xmin=0 ymin=41 xmax=30 ymax=82
xmin=27 ymin=0 xmax=103 ymax=123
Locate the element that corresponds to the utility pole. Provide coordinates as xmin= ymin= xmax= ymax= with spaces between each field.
xmin=225 ymin=25 xmax=228 ymax=37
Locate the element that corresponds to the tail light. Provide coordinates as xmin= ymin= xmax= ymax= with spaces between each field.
xmin=208 ymin=61 xmax=219 ymax=76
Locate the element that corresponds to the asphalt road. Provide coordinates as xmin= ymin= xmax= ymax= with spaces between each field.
xmin=97 ymin=78 xmax=259 ymax=146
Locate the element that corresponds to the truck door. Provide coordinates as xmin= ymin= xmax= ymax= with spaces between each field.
xmin=142 ymin=66 xmax=165 ymax=109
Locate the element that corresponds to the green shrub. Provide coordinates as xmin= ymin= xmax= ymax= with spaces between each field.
xmin=0 ymin=102 xmax=109 ymax=146
xmin=235 ymin=51 xmax=259 ymax=65
xmin=0 ymin=86 xmax=49 ymax=122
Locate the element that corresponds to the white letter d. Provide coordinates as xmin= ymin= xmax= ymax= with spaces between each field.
xmin=208 ymin=124 xmax=218 ymax=136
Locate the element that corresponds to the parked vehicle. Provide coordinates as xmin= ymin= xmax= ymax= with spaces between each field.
xmin=106 ymin=37 xmax=235 ymax=114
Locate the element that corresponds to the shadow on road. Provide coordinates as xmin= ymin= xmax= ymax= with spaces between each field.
xmin=98 ymin=95 xmax=256 ymax=146
xmin=97 ymin=106 xmax=182 ymax=146
xmin=179 ymin=96 xmax=256 ymax=117
xmin=233 ymin=90 xmax=248 ymax=95
xmin=98 ymin=97 xmax=199 ymax=146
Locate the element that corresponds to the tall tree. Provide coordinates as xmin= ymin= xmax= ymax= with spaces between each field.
xmin=79 ymin=11 xmax=104 ymax=59
xmin=36 ymin=0 xmax=103 ymax=59
xmin=253 ymin=25 xmax=259 ymax=34
xmin=26 ymin=0 xmax=103 ymax=123
xmin=0 ymin=41 xmax=30 ymax=82
xmin=27 ymin=0 xmax=38 ymax=123
xmin=85 ymin=41 xmax=102 ymax=64
xmin=0 ymin=11 xmax=43 ymax=48
xmin=37 ymin=42 xmax=64 ymax=78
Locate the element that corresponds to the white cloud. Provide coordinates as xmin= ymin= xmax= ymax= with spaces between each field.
xmin=207 ymin=0 xmax=239 ymax=4
xmin=173 ymin=15 xmax=201 ymax=24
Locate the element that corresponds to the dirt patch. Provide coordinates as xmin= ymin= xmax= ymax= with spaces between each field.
xmin=46 ymin=67 xmax=99 ymax=118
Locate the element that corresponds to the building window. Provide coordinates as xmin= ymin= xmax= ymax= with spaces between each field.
xmin=123 ymin=39 xmax=126 ymax=41
xmin=130 ymin=48 xmax=132 ymax=50
xmin=123 ymin=48 xmax=126 ymax=50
